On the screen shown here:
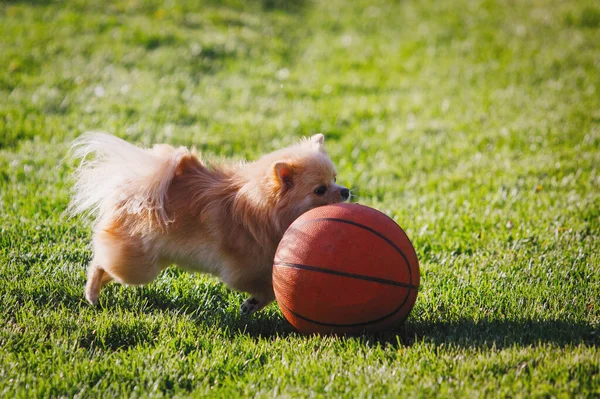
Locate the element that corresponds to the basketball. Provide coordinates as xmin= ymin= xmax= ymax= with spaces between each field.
xmin=273 ymin=203 xmax=420 ymax=334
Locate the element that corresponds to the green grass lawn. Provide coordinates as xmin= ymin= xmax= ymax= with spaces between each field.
xmin=1 ymin=0 xmax=599 ymax=396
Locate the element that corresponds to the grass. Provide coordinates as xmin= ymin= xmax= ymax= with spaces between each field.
xmin=1 ymin=0 xmax=599 ymax=397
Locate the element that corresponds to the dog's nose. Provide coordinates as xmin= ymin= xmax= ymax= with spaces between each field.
xmin=340 ymin=188 xmax=350 ymax=200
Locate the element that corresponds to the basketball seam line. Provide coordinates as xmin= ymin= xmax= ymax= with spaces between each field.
xmin=285 ymin=216 xmax=417 ymax=286
xmin=274 ymin=261 xmax=420 ymax=290
xmin=277 ymin=289 xmax=415 ymax=328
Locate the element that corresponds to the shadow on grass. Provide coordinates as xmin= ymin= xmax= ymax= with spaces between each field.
xmin=23 ymin=279 xmax=593 ymax=349
xmin=122 ymin=285 xmax=296 ymax=338
xmin=124 ymin=289 xmax=599 ymax=348
xmin=378 ymin=318 xmax=600 ymax=349
xmin=257 ymin=0 xmax=306 ymax=13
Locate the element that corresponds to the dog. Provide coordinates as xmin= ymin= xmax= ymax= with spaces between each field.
xmin=70 ymin=133 xmax=349 ymax=314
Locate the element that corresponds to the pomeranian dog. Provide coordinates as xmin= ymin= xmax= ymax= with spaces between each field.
xmin=70 ymin=133 xmax=349 ymax=314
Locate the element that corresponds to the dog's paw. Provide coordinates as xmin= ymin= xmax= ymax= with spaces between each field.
xmin=86 ymin=292 xmax=99 ymax=306
xmin=240 ymin=297 xmax=260 ymax=315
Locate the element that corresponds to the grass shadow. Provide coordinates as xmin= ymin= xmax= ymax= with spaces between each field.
xmin=124 ymin=284 xmax=296 ymax=339
xmin=255 ymin=0 xmax=306 ymax=13
xmin=372 ymin=317 xmax=600 ymax=349
xmin=26 ymin=281 xmax=595 ymax=349
xmin=125 ymin=286 xmax=599 ymax=348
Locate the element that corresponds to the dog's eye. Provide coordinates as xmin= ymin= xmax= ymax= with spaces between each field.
xmin=314 ymin=185 xmax=327 ymax=196
xmin=333 ymin=176 xmax=337 ymax=183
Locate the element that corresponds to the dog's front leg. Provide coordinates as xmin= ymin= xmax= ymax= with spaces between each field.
xmin=240 ymin=282 xmax=275 ymax=315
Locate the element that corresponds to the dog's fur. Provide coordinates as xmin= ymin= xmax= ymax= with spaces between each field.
xmin=70 ymin=133 xmax=349 ymax=314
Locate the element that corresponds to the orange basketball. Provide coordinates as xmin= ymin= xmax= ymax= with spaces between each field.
xmin=273 ymin=203 xmax=420 ymax=334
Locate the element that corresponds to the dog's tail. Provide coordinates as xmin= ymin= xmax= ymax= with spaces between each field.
xmin=69 ymin=132 xmax=192 ymax=231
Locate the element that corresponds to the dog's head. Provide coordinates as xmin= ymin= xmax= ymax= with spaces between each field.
xmin=262 ymin=134 xmax=349 ymax=226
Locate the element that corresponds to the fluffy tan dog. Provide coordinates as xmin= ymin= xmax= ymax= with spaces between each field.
xmin=70 ymin=133 xmax=349 ymax=314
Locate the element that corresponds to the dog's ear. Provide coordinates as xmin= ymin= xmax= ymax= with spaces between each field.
xmin=273 ymin=161 xmax=294 ymax=189
xmin=310 ymin=134 xmax=325 ymax=151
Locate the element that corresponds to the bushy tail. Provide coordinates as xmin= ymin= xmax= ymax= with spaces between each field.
xmin=69 ymin=132 xmax=190 ymax=231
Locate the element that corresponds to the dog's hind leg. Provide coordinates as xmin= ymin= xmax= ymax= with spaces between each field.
xmin=85 ymin=224 xmax=161 ymax=305
xmin=85 ymin=260 xmax=113 ymax=305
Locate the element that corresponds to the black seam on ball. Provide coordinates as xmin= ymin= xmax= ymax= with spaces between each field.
xmin=277 ymin=288 xmax=414 ymax=328
xmin=274 ymin=261 xmax=419 ymax=290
